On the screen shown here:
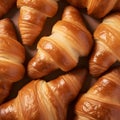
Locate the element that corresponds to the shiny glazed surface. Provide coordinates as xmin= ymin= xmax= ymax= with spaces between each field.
xmin=1 ymin=0 xmax=103 ymax=119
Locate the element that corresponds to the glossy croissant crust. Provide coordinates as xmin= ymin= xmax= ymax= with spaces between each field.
xmin=17 ymin=0 xmax=58 ymax=46
xmin=67 ymin=0 xmax=120 ymax=18
xmin=0 ymin=68 xmax=87 ymax=120
xmin=75 ymin=67 xmax=120 ymax=120
xmin=0 ymin=0 xmax=16 ymax=18
xmin=89 ymin=13 xmax=120 ymax=77
xmin=27 ymin=6 xmax=93 ymax=79
xmin=0 ymin=18 xmax=25 ymax=104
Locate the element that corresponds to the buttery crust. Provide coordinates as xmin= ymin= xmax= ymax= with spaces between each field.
xmin=0 ymin=18 xmax=25 ymax=104
xmin=75 ymin=67 xmax=120 ymax=120
xmin=89 ymin=13 xmax=120 ymax=76
xmin=67 ymin=0 xmax=120 ymax=18
xmin=28 ymin=6 xmax=93 ymax=79
xmin=0 ymin=68 xmax=87 ymax=120
xmin=17 ymin=0 xmax=58 ymax=46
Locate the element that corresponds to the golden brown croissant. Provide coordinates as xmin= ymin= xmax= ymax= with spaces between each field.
xmin=27 ymin=6 xmax=93 ymax=79
xmin=0 ymin=18 xmax=25 ymax=104
xmin=89 ymin=13 xmax=120 ymax=77
xmin=75 ymin=67 xmax=120 ymax=120
xmin=0 ymin=68 xmax=87 ymax=120
xmin=17 ymin=0 xmax=58 ymax=46
xmin=0 ymin=0 xmax=16 ymax=18
xmin=67 ymin=0 xmax=120 ymax=18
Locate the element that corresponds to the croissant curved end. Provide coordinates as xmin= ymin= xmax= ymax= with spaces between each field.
xmin=27 ymin=50 xmax=58 ymax=79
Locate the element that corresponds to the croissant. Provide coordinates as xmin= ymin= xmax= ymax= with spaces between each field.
xmin=89 ymin=13 xmax=120 ymax=77
xmin=67 ymin=0 xmax=120 ymax=18
xmin=27 ymin=6 xmax=93 ymax=79
xmin=0 ymin=68 xmax=87 ymax=120
xmin=75 ymin=67 xmax=120 ymax=120
xmin=17 ymin=0 xmax=58 ymax=46
xmin=0 ymin=18 xmax=25 ymax=104
xmin=0 ymin=0 xmax=16 ymax=18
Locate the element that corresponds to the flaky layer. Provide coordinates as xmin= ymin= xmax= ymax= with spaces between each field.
xmin=0 ymin=68 xmax=87 ymax=120
xmin=17 ymin=0 xmax=58 ymax=45
xmin=89 ymin=13 xmax=120 ymax=76
xmin=28 ymin=6 xmax=93 ymax=79
xmin=0 ymin=18 xmax=25 ymax=104
xmin=75 ymin=67 xmax=120 ymax=120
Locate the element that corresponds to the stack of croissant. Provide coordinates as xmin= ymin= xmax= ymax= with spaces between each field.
xmin=0 ymin=0 xmax=120 ymax=120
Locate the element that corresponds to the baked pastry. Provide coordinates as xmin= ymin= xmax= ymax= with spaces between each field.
xmin=28 ymin=6 xmax=93 ymax=79
xmin=0 ymin=18 xmax=25 ymax=104
xmin=89 ymin=13 xmax=120 ymax=76
xmin=0 ymin=68 xmax=87 ymax=120
xmin=17 ymin=0 xmax=58 ymax=46
xmin=75 ymin=67 xmax=120 ymax=120
xmin=67 ymin=0 xmax=120 ymax=18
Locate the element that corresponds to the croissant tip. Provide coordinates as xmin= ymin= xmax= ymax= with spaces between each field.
xmin=27 ymin=65 xmax=43 ymax=79
xmin=19 ymin=30 xmax=37 ymax=46
xmin=27 ymin=57 xmax=58 ymax=79
xmin=22 ymin=38 xmax=34 ymax=46
xmin=89 ymin=62 xmax=106 ymax=77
